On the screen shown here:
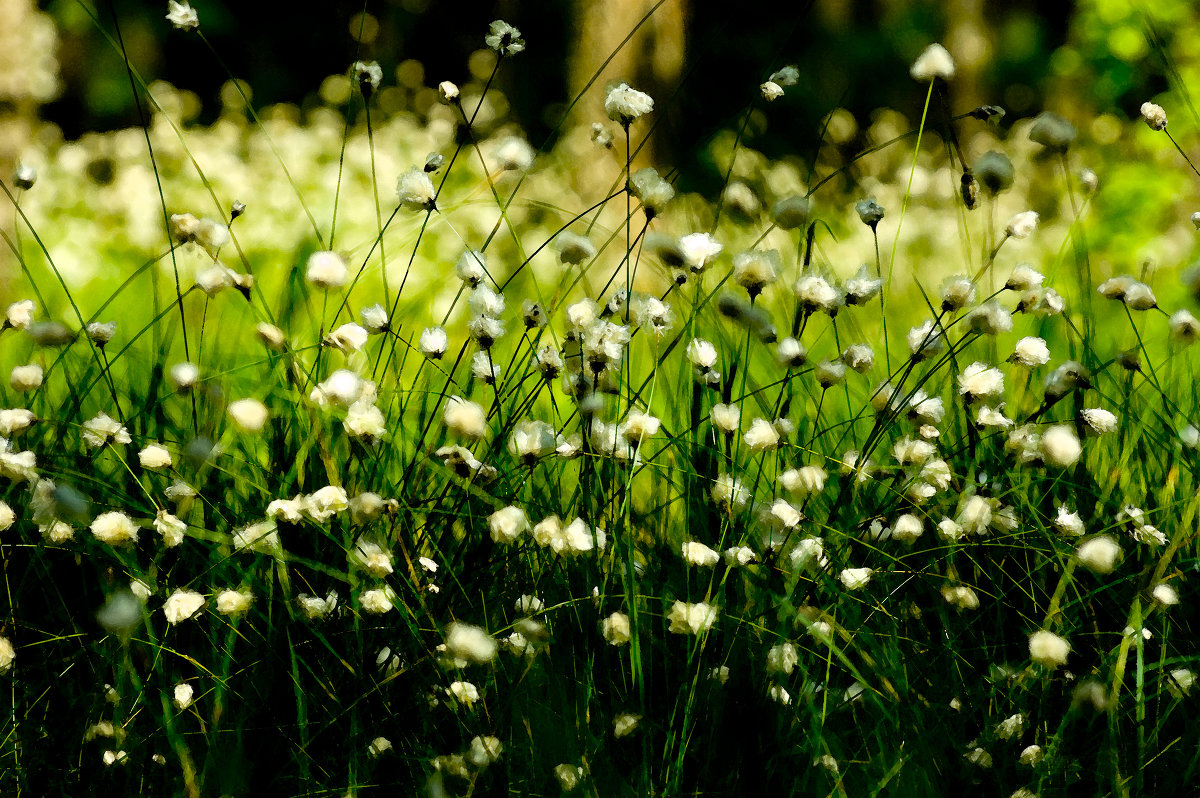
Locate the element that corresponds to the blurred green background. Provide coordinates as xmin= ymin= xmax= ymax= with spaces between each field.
xmin=34 ymin=0 xmax=1190 ymax=173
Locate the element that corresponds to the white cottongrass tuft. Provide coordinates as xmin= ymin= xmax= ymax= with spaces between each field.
xmin=1028 ymin=629 xmax=1070 ymax=668
xmin=163 ymin=590 xmax=206 ymax=625
xmin=909 ymin=43 xmax=956 ymax=81
xmin=445 ymin=622 xmax=498 ymax=664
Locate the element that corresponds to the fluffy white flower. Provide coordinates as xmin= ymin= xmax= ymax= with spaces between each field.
xmin=1010 ymin=337 xmax=1050 ymax=367
xmin=711 ymin=473 xmax=749 ymax=512
xmin=613 ymin=713 xmax=641 ymax=738
xmin=306 ymin=485 xmax=349 ymax=522
xmin=325 ymin=323 xmax=369 ymax=353
xmin=445 ymin=622 xmax=498 ymax=664
xmin=681 ymin=541 xmax=720 ymax=567
xmin=444 ymin=396 xmax=487 ymax=438
xmin=1076 ymin=535 xmax=1122 ymax=574
xmin=1081 ymin=408 xmax=1117 ymax=435
xmin=305 ymin=251 xmax=348 ymax=289
xmin=780 ymin=466 xmax=826 ymax=496
xmin=724 ymin=546 xmax=756 ymax=567
xmin=360 ymin=588 xmax=395 ymax=614
xmin=165 ymin=0 xmax=199 ymax=31
xmin=418 ymin=326 xmax=448 ymax=359
xmin=909 ymin=42 xmax=956 ymax=81
xmin=1151 ymin=583 xmax=1180 ymax=607
xmin=602 ymin=612 xmax=631 ymax=645
xmin=1141 ymin=101 xmax=1168 ymax=131
xmin=766 ymin=642 xmax=799 ymax=675
xmin=228 ymin=398 xmax=269 ymax=433
xmin=710 ymin=403 xmax=740 ymax=433
xmin=397 ymin=167 xmax=436 ymax=211
xmin=154 ymin=510 xmax=186 ymax=547
xmin=1054 ymin=505 xmax=1085 ymax=536
xmin=173 ymin=682 xmax=194 ymax=710
xmin=958 ymin=362 xmax=1004 ymax=400
xmin=352 ymin=540 xmax=394 ymax=578
xmin=1028 ymin=630 xmax=1070 ymax=667
xmin=743 ymin=418 xmax=780 ymax=451
xmin=488 ymin=506 xmax=528 ymax=544
xmin=789 ymin=537 xmax=828 ymax=572
xmin=82 ymin=412 xmax=131 ymax=448
xmin=0 ymin=409 xmax=34 ymax=436
xmin=91 ymin=511 xmax=138 ymax=545
xmin=605 ymin=82 xmax=654 ymax=125
xmin=139 ymin=444 xmax=172 ymax=470
xmin=678 ymin=232 xmax=722 ymax=272
xmin=839 ymin=567 xmax=873 ymax=590
xmin=163 ymin=590 xmax=205 ymax=625
xmin=215 ymin=589 xmax=253 ymax=615
xmin=769 ymin=498 xmax=802 ymax=529
xmin=1005 ymin=211 xmax=1040 ymax=239
xmin=667 ymin=601 xmax=718 ymax=635
xmin=4 ymin=300 xmax=34 ymax=330
xmin=169 ymin=362 xmax=199 ymax=390
xmin=0 ymin=636 xmax=14 ymax=672
xmin=1040 ymin=424 xmax=1082 ymax=468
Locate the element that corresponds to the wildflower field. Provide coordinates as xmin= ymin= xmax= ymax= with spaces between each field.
xmin=4 ymin=2 xmax=1200 ymax=796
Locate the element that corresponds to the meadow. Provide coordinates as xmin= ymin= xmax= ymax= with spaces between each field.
xmin=1 ymin=5 xmax=1200 ymax=796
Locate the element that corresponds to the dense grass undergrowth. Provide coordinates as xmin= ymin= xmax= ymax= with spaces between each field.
xmin=3 ymin=6 xmax=1200 ymax=797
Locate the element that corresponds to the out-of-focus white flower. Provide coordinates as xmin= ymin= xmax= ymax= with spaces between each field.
xmin=910 ymin=43 xmax=956 ymax=81
xmin=444 ymin=396 xmax=487 ymax=438
xmin=305 ymin=251 xmax=348 ymax=289
xmin=10 ymin=365 xmax=43 ymax=393
xmin=228 ymin=398 xmax=269 ymax=433
xmin=1076 ymin=535 xmax=1122 ymax=574
xmin=1028 ymin=629 xmax=1070 ymax=667
xmin=0 ymin=636 xmax=14 ymax=672
xmin=1040 ymin=424 xmax=1081 ymax=467
xmin=1151 ymin=583 xmax=1179 ymax=607
xmin=446 ymin=622 xmax=498 ymax=664
xmin=613 ymin=712 xmax=641 ymax=738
